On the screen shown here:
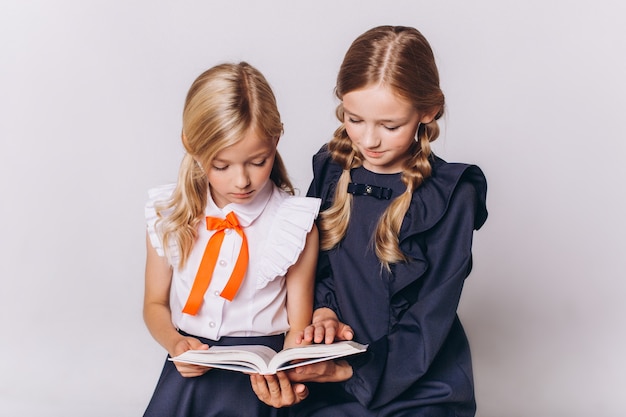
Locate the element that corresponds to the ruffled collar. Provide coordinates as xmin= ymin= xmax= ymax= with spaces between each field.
xmin=205 ymin=180 xmax=273 ymax=226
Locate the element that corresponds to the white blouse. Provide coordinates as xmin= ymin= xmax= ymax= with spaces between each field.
xmin=145 ymin=180 xmax=321 ymax=340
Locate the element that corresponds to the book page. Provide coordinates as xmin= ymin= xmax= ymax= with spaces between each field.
xmin=173 ymin=344 xmax=278 ymax=373
xmin=269 ymin=341 xmax=368 ymax=372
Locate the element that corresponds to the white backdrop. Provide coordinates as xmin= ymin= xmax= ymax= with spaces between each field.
xmin=1 ymin=1 xmax=625 ymax=416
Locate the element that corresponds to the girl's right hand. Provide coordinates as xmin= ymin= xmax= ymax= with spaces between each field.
xmin=250 ymin=372 xmax=309 ymax=408
xmin=170 ymin=336 xmax=210 ymax=378
xmin=297 ymin=307 xmax=354 ymax=345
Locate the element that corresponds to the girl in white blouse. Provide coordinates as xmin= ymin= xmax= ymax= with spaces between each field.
xmin=142 ymin=62 xmax=320 ymax=417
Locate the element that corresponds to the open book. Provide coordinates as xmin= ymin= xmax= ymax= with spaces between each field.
xmin=170 ymin=340 xmax=368 ymax=375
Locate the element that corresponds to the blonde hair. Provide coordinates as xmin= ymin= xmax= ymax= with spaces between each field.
xmin=319 ymin=26 xmax=445 ymax=269
xmin=156 ymin=62 xmax=293 ymax=268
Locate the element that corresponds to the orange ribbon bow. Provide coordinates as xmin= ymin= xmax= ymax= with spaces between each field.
xmin=182 ymin=211 xmax=249 ymax=315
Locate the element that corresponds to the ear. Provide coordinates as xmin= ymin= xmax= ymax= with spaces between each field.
xmin=420 ymin=106 xmax=442 ymax=124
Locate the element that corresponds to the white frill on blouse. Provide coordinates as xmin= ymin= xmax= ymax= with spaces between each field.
xmin=145 ymin=183 xmax=180 ymax=264
xmin=255 ymin=194 xmax=320 ymax=289
xmin=145 ymin=183 xmax=320 ymax=288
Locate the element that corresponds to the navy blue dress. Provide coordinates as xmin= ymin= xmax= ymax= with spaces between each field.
xmin=144 ymin=334 xmax=286 ymax=417
xmin=292 ymin=146 xmax=488 ymax=417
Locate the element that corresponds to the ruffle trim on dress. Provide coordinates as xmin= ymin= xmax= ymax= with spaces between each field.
xmin=399 ymin=160 xmax=488 ymax=238
xmin=255 ymin=196 xmax=321 ymax=289
xmin=310 ymin=146 xmax=487 ymax=238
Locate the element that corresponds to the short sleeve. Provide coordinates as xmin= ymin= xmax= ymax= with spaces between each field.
xmin=256 ymin=196 xmax=321 ymax=289
xmin=145 ymin=184 xmax=179 ymax=264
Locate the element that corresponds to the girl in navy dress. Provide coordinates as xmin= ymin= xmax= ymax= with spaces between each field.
xmin=251 ymin=26 xmax=488 ymax=417
xmin=143 ymin=62 xmax=320 ymax=417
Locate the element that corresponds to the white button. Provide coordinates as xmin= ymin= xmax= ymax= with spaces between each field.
xmin=209 ymin=322 xmax=216 ymax=328
xmin=213 ymin=291 xmax=220 ymax=296
xmin=224 ymin=228 xmax=232 ymax=235
xmin=219 ymin=260 xmax=227 ymax=267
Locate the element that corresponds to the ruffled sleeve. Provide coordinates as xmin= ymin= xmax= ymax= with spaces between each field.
xmin=389 ymin=158 xmax=488 ymax=297
xmin=255 ymin=195 xmax=321 ymax=289
xmin=144 ymin=183 xmax=179 ymax=265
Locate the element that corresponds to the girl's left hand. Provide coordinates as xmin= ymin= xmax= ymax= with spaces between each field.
xmin=296 ymin=307 xmax=354 ymax=345
xmin=171 ymin=336 xmax=211 ymax=378
xmin=250 ymin=372 xmax=309 ymax=408
xmin=288 ymin=358 xmax=353 ymax=383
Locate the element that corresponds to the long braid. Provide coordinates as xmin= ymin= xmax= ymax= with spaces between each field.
xmin=318 ymin=123 xmax=359 ymax=250
xmin=374 ymin=123 xmax=435 ymax=267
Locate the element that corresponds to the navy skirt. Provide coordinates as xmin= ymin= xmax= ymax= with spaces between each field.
xmin=289 ymin=381 xmax=471 ymax=417
xmin=144 ymin=333 xmax=286 ymax=417
xmin=290 ymin=383 xmax=461 ymax=417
